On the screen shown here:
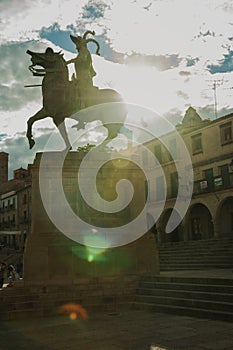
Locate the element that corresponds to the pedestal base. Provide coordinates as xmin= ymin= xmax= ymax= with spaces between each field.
xmin=23 ymin=152 xmax=160 ymax=286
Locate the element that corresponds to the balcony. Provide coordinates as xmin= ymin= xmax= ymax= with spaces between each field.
xmin=0 ymin=205 xmax=15 ymax=212
xmin=193 ymin=172 xmax=233 ymax=195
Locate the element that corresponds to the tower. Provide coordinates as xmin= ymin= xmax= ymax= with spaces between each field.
xmin=0 ymin=152 xmax=8 ymax=185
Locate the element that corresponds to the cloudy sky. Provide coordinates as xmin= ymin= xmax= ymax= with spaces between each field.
xmin=0 ymin=0 xmax=233 ymax=177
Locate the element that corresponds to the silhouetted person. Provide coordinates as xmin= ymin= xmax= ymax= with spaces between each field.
xmin=67 ymin=30 xmax=100 ymax=107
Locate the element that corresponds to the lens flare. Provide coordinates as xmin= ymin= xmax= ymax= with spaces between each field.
xmin=84 ymin=235 xmax=109 ymax=262
xmin=69 ymin=312 xmax=77 ymax=320
xmin=87 ymin=254 xmax=94 ymax=262
xmin=59 ymin=303 xmax=88 ymax=321
xmin=72 ymin=235 xmax=108 ymax=263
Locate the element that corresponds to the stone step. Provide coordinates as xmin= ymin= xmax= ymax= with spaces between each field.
xmin=141 ymin=275 xmax=233 ymax=284
xmin=159 ymin=249 xmax=233 ymax=266
xmin=159 ymin=251 xmax=233 ymax=257
xmin=160 ymin=264 xmax=233 ymax=271
xmin=160 ymin=260 xmax=233 ymax=268
xmin=134 ymin=274 xmax=233 ymax=321
xmin=159 ymin=262 xmax=233 ymax=267
xmin=159 ymin=261 xmax=233 ymax=266
xmin=159 ymin=244 xmax=233 ymax=252
xmin=139 ymin=281 xmax=233 ymax=293
xmin=159 ymin=241 xmax=233 ymax=247
xmin=132 ymin=302 xmax=233 ymax=322
xmin=160 ymin=245 xmax=233 ymax=250
xmin=159 ymin=248 xmax=233 ymax=254
xmin=159 ymin=238 xmax=233 ymax=247
xmin=134 ymin=294 xmax=233 ymax=313
xmin=159 ymin=256 xmax=233 ymax=262
xmin=137 ymin=287 xmax=233 ymax=302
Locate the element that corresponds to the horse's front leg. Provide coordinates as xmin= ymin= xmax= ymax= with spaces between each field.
xmin=27 ymin=108 xmax=48 ymax=149
xmin=53 ymin=116 xmax=72 ymax=150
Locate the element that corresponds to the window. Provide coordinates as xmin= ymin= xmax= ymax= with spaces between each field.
xmin=204 ymin=168 xmax=214 ymax=191
xmin=219 ymin=164 xmax=230 ymax=187
xmin=220 ymin=122 xmax=232 ymax=144
xmin=170 ymin=172 xmax=178 ymax=197
xmin=191 ymin=133 xmax=202 ymax=154
xmin=156 ymin=176 xmax=165 ymax=201
xmin=168 ymin=138 xmax=177 ymax=161
xmin=10 ymin=197 xmax=15 ymax=209
xmin=12 ymin=214 xmax=16 ymax=227
xmin=154 ymin=144 xmax=162 ymax=164
xmin=23 ymin=194 xmax=27 ymax=205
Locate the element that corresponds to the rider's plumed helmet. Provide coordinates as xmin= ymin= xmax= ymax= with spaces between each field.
xmin=70 ymin=30 xmax=100 ymax=55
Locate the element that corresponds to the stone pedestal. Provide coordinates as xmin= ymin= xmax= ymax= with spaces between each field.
xmin=23 ymin=152 xmax=159 ymax=287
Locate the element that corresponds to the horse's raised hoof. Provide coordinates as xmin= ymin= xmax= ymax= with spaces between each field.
xmin=29 ymin=139 xmax=35 ymax=149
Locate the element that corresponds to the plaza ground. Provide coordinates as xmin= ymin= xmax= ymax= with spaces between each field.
xmin=1 ymin=268 xmax=233 ymax=350
xmin=1 ymin=308 xmax=233 ymax=350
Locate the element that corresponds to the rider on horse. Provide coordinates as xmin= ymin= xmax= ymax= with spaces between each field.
xmin=66 ymin=30 xmax=100 ymax=108
xmin=26 ymin=31 xmax=125 ymax=150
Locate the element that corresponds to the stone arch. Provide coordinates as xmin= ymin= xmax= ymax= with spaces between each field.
xmin=186 ymin=203 xmax=214 ymax=240
xmin=158 ymin=208 xmax=183 ymax=243
xmin=216 ymin=196 xmax=233 ymax=237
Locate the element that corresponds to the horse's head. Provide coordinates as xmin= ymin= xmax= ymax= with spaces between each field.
xmin=26 ymin=47 xmax=62 ymax=68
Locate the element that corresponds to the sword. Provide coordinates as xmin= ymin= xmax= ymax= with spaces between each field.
xmin=24 ymin=84 xmax=42 ymax=88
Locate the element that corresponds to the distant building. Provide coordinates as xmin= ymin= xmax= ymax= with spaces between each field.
xmin=0 ymin=155 xmax=31 ymax=250
xmin=142 ymin=107 xmax=233 ymax=243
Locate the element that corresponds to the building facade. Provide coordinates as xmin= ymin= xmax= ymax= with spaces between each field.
xmin=143 ymin=108 xmax=233 ymax=243
xmin=0 ymin=108 xmax=233 ymax=251
xmin=0 ymin=154 xmax=31 ymax=250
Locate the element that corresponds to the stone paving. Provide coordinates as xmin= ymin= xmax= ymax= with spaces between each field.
xmin=1 ymin=269 xmax=233 ymax=350
xmin=161 ymin=268 xmax=233 ymax=279
xmin=0 ymin=309 xmax=233 ymax=350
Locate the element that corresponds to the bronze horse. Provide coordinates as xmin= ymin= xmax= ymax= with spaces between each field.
xmin=26 ymin=48 xmax=126 ymax=150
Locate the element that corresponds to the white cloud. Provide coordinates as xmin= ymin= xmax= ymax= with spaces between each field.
xmin=0 ymin=0 xmax=233 ymax=173
xmin=0 ymin=0 xmax=87 ymax=43
xmin=93 ymin=54 xmax=233 ymax=117
xmin=1 ymin=0 xmax=232 ymax=65
xmin=102 ymin=0 xmax=233 ymax=64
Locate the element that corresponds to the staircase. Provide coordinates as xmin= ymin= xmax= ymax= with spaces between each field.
xmin=159 ymin=237 xmax=233 ymax=271
xmin=133 ymin=275 xmax=233 ymax=321
xmin=133 ymin=238 xmax=233 ymax=321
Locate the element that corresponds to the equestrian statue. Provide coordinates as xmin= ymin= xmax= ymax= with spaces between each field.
xmin=26 ymin=30 xmax=126 ymax=150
